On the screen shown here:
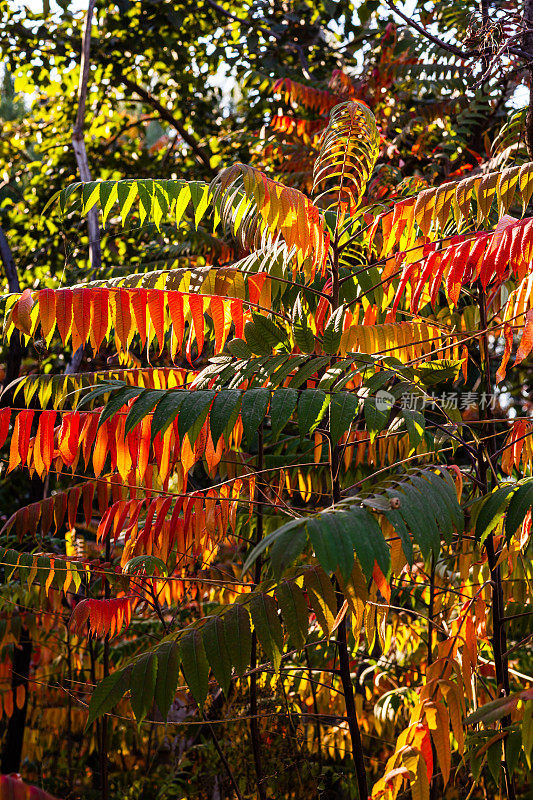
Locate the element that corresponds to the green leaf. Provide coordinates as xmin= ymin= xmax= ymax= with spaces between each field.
xmin=304 ymin=566 xmax=337 ymax=637
xmin=298 ymin=389 xmax=329 ymax=438
xmin=122 ymin=555 xmax=168 ymax=577
xmin=130 ymin=653 xmax=158 ymax=725
xmin=251 ymin=314 xmax=288 ymax=350
xmin=240 ymin=388 xmax=270 ymax=444
xmin=409 ymin=474 xmax=453 ymax=543
xmin=402 ymin=409 xmax=425 ymax=449
xmin=77 ymin=380 xmax=124 ymax=409
xmin=487 ymin=739 xmax=503 ymax=784
xmin=270 ymin=520 xmax=307 ymax=580
xmin=98 ymin=386 xmax=143 ymax=430
xmin=388 ymin=484 xmax=439 ymax=560
xmin=270 ymin=388 xmax=298 ymax=437
xmin=243 ymin=518 xmax=306 ymax=579
xmin=125 ymin=390 xmax=161 ymax=436
xmin=249 ymin=593 xmax=284 ymax=673
xmin=506 ymin=730 xmax=522 ymax=778
xmin=465 ymin=694 xmax=519 ymax=726
xmin=436 ymin=469 xmax=464 ymax=534
xmin=276 ymin=581 xmax=309 ymax=650
xmin=155 ymin=641 xmax=181 ymax=720
xmin=225 ymin=338 xmax=253 ymax=359
xmin=329 ymin=392 xmax=358 ymax=445
xmin=322 ymin=305 xmax=344 ymax=354
xmin=293 ymin=313 xmax=315 ymax=354
xmin=202 ymin=617 xmax=232 ymax=695
xmin=505 ymin=479 xmax=533 ymax=543
xmin=307 ymin=513 xmax=354 ymax=580
xmin=363 ymin=397 xmax=388 ymax=443
xmin=223 ymin=605 xmax=252 ymax=678
xmin=347 ymin=507 xmax=390 ymax=580
xmin=177 ymin=390 xmax=216 ymax=441
xmin=475 ymin=484 xmax=516 ymax=544
xmin=210 ymin=389 xmax=242 ymax=447
xmin=244 ymin=321 xmax=272 ymax=355
xmin=151 ymin=390 xmax=187 ymax=442
xmin=180 ymin=629 xmax=209 ymax=707
xmin=86 ymin=667 xmax=131 ymax=729
xmin=414 ymin=359 xmax=463 ymax=385
xmin=383 ymin=508 xmax=413 ymax=566
xmin=288 ymin=356 xmax=330 ymax=389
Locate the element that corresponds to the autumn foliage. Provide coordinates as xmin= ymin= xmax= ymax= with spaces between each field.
xmin=2 ymin=3 xmax=533 ymax=800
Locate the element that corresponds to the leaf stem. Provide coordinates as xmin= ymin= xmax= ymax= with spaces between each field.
xmin=330 ymin=235 xmax=369 ymax=800
xmin=250 ymin=422 xmax=267 ymax=800
xmin=476 ymin=282 xmax=516 ymax=800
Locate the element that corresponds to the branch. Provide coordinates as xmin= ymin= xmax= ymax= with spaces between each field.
xmin=120 ymin=75 xmax=215 ymax=175
xmin=0 ymin=225 xmax=22 ymax=399
xmin=383 ymin=0 xmax=477 ymax=59
xmin=205 ymin=0 xmax=280 ymax=40
xmin=72 ymin=0 xmax=101 ymax=273
xmin=0 ymin=226 xmax=20 ymax=293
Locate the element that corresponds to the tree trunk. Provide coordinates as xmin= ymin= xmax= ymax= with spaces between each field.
xmin=1 ymin=627 xmax=32 ymax=773
xmin=0 ymin=224 xmax=23 ymax=403
xmin=523 ymin=0 xmax=533 ymax=157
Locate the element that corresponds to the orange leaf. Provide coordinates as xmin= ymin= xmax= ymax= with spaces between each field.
xmin=189 ymin=294 xmax=205 ymax=357
xmin=12 ymin=288 xmax=34 ymax=336
xmin=35 ymin=410 xmax=56 ymax=475
xmin=131 ymin=287 xmax=148 ymax=348
xmin=8 ymin=410 xmax=34 ymax=473
xmin=496 ymin=322 xmax=514 ymax=383
xmin=55 ymin=288 xmax=74 ymax=345
xmin=147 ymin=289 xmax=166 ymax=353
xmin=210 ymin=296 xmax=226 ymax=353
xmin=72 ymin=287 xmax=92 ymax=348
xmin=39 ymin=287 xmax=57 ymax=342
xmin=90 ymin=289 xmax=109 ymax=351
xmin=58 ymin=412 xmax=80 ymax=467
xmin=113 ymin=289 xmax=133 ymax=352
xmin=515 ymin=309 xmax=533 ymax=366
xmin=168 ymin=291 xmax=184 ymax=358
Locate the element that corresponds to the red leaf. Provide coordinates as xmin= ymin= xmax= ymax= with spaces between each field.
xmin=0 ymin=407 xmax=11 ymax=449
xmin=53 ymin=491 xmax=68 ymax=533
xmin=231 ymin=299 xmax=244 ymax=339
xmin=82 ymin=482 xmax=95 ymax=527
xmin=67 ymin=486 xmax=81 ymax=530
